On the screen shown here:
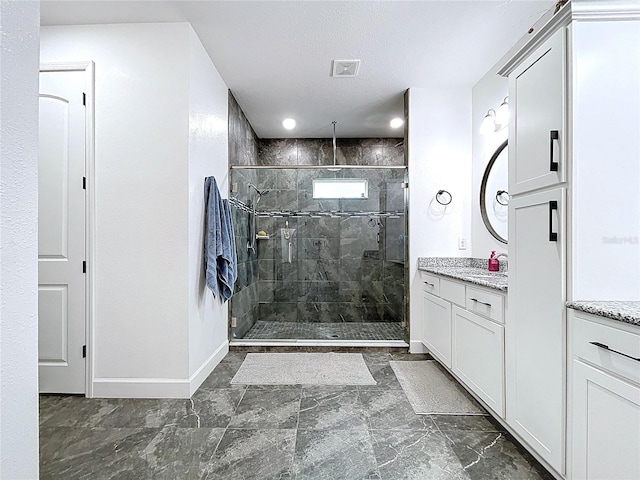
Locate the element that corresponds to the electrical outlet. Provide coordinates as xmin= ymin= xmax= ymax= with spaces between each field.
xmin=458 ymin=237 xmax=467 ymax=250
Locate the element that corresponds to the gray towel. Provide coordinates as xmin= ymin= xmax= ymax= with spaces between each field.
xmin=204 ymin=177 xmax=237 ymax=301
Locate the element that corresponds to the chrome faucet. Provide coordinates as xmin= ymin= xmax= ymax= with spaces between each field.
xmin=495 ymin=253 xmax=508 ymax=261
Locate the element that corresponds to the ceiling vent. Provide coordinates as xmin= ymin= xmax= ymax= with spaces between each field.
xmin=331 ymin=59 xmax=361 ymax=77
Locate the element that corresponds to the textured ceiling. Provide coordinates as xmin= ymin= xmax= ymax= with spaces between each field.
xmin=41 ymin=0 xmax=554 ymax=138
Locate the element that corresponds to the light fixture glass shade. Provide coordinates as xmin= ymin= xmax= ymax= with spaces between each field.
xmin=480 ymin=109 xmax=496 ymax=134
xmin=282 ymin=118 xmax=296 ymax=130
xmin=496 ymin=97 xmax=510 ymax=126
xmin=390 ymin=117 xmax=404 ymax=129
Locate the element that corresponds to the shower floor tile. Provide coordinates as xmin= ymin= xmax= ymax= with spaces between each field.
xmin=242 ymin=321 xmax=405 ymax=341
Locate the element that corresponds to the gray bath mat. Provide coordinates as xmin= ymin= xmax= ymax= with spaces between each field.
xmin=231 ymin=353 xmax=377 ymax=385
xmin=390 ymin=360 xmax=484 ymax=415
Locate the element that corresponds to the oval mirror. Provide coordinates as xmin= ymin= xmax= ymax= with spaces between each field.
xmin=480 ymin=140 xmax=508 ymax=244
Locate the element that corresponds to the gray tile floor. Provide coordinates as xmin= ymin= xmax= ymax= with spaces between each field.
xmin=39 ymin=352 xmax=553 ymax=480
xmin=243 ymin=321 xmax=406 ymax=341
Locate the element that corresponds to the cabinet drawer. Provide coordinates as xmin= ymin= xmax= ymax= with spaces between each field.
xmin=466 ymin=286 xmax=504 ymax=323
xmin=440 ymin=278 xmax=465 ymax=307
xmin=572 ymin=312 xmax=640 ymax=385
xmin=420 ymin=272 xmax=440 ymax=296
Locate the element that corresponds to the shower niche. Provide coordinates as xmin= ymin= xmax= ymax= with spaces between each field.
xmin=228 ymin=166 xmax=408 ymax=343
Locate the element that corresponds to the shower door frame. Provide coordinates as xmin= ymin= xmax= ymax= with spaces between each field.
xmin=228 ymin=164 xmax=410 ymax=347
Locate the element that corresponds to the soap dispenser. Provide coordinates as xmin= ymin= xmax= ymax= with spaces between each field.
xmin=488 ymin=251 xmax=499 ymax=271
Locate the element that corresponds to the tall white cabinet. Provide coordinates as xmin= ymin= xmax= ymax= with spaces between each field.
xmin=502 ymin=21 xmax=568 ymax=477
xmin=499 ymin=1 xmax=640 ymax=477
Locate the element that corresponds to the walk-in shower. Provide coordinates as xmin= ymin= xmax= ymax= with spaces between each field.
xmin=229 ymin=165 xmax=408 ymax=343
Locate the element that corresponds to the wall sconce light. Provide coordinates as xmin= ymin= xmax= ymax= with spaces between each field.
xmin=480 ymin=109 xmax=497 ymax=134
xmin=496 ymin=96 xmax=510 ymax=127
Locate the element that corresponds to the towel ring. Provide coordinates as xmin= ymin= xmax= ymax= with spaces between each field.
xmin=496 ymin=190 xmax=509 ymax=206
xmin=436 ymin=190 xmax=452 ymax=206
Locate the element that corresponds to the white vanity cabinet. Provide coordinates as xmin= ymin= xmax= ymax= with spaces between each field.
xmin=420 ymin=272 xmax=457 ymax=368
xmin=419 ymin=270 xmax=506 ymax=418
xmin=452 ymin=305 xmax=505 ymax=417
xmin=421 ymin=291 xmax=452 ymax=368
xmin=498 ymin=2 xmax=640 ymax=475
xmin=569 ymin=311 xmax=640 ymax=480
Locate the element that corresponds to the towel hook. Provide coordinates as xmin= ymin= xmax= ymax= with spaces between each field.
xmin=435 ymin=190 xmax=452 ymax=206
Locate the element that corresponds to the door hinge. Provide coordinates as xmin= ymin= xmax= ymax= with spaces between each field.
xmin=82 ymin=177 xmax=86 ymax=189
xmin=82 ymin=261 xmax=86 ymax=273
xmin=82 ymin=345 xmax=87 ymax=358
xmin=401 ymin=182 xmax=408 ymax=189
xmin=82 ymin=93 xmax=86 ymax=106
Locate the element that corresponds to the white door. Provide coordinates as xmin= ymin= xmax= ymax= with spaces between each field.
xmin=507 ymin=187 xmax=566 ymax=473
xmin=38 ymin=69 xmax=87 ymax=394
xmin=422 ymin=292 xmax=452 ymax=368
xmin=452 ymin=306 xmax=505 ymax=417
xmin=571 ymin=360 xmax=640 ymax=480
xmin=510 ymin=28 xmax=565 ymax=195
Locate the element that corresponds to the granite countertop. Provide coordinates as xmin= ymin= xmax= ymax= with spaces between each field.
xmin=567 ymin=301 xmax=640 ymax=326
xmin=417 ymin=257 xmax=508 ymax=292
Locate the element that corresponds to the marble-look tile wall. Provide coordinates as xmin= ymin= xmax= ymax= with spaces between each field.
xmin=228 ymin=93 xmax=260 ymax=338
xmin=228 ymin=98 xmax=407 ymax=335
xmin=228 ymin=92 xmax=259 ymax=166
xmin=258 ymin=138 xmax=405 ymax=167
xmin=249 ymin=168 xmax=407 ymax=325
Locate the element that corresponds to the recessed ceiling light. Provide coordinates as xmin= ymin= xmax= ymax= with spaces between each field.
xmin=282 ymin=118 xmax=296 ymax=130
xmin=390 ymin=117 xmax=404 ymax=129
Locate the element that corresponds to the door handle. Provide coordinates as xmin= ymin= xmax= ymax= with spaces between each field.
xmin=549 ymin=130 xmax=559 ymax=172
xmin=548 ymin=200 xmax=558 ymax=242
xmin=590 ymin=342 xmax=640 ymax=362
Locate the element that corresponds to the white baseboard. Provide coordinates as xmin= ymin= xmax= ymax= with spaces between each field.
xmin=188 ymin=340 xmax=229 ymax=396
xmin=92 ymin=340 xmax=229 ymax=399
xmin=409 ymin=340 xmax=428 ymax=354
xmin=92 ymin=377 xmax=191 ymax=399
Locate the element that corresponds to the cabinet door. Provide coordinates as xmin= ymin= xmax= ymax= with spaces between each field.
xmin=510 ymin=28 xmax=565 ymax=195
xmin=507 ymin=187 xmax=566 ymax=473
xmin=571 ymin=360 xmax=640 ymax=480
xmin=452 ymin=306 xmax=505 ymax=417
xmin=422 ymin=292 xmax=452 ymax=368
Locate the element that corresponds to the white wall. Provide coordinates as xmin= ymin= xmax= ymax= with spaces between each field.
xmin=407 ymin=87 xmax=472 ymax=351
xmin=187 ymin=27 xmax=230 ymax=392
xmin=471 ymin=67 xmax=509 ymax=257
xmin=41 ymin=23 xmax=230 ymax=397
xmin=0 ymin=0 xmax=40 ymax=477
xmin=571 ymin=20 xmax=640 ymax=300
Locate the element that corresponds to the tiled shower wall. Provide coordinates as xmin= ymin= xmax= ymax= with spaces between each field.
xmin=252 ymin=166 xmax=406 ymax=325
xmin=228 ymin=89 xmax=407 ymax=336
xmin=258 ymin=138 xmax=405 ymax=167
xmin=228 ymin=93 xmax=260 ymax=339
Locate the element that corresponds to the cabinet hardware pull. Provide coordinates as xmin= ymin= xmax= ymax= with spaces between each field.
xmin=423 ymin=282 xmax=435 ymax=287
xmin=470 ymin=298 xmax=492 ymax=307
xmin=589 ymin=342 xmax=640 ymax=362
xmin=549 ymin=130 xmax=559 ymax=172
xmin=548 ymin=200 xmax=558 ymax=242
